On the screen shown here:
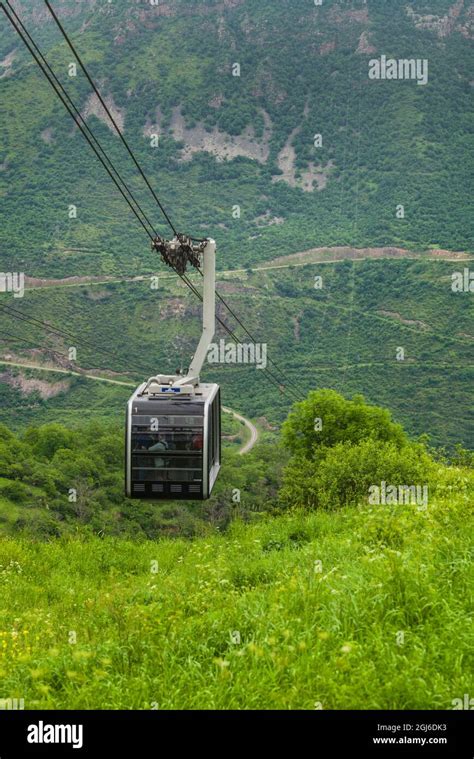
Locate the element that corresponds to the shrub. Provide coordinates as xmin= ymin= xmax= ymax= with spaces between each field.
xmin=282 ymin=390 xmax=407 ymax=461
xmin=280 ymin=438 xmax=436 ymax=510
xmin=23 ymin=424 xmax=74 ymax=460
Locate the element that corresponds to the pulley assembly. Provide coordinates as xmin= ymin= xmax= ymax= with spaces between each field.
xmin=151 ymin=234 xmax=207 ymax=275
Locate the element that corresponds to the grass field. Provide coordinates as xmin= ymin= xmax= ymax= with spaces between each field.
xmin=0 ymin=466 xmax=472 ymax=710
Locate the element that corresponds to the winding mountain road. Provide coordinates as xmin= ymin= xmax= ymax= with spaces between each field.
xmin=222 ymin=405 xmax=259 ymax=455
xmin=21 ymin=246 xmax=472 ymax=293
xmin=0 ymin=359 xmax=259 ymax=455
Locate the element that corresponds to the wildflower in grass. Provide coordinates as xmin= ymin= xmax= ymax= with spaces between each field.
xmin=93 ymin=669 xmax=109 ymax=679
xmin=29 ymin=668 xmax=46 ymax=679
xmin=247 ymin=643 xmax=264 ymax=657
xmin=66 ymin=670 xmax=78 ymax=680
xmin=214 ymin=658 xmax=230 ymax=675
xmin=72 ymin=650 xmax=92 ymax=661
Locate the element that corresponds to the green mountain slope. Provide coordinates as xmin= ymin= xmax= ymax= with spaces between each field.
xmin=1 ymin=0 xmax=473 ymax=279
xmin=1 ymin=1 xmax=472 ymax=449
xmin=0 ymin=256 xmax=472 ymax=448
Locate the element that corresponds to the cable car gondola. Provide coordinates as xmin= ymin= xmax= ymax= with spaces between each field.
xmin=125 ymin=238 xmax=221 ymax=500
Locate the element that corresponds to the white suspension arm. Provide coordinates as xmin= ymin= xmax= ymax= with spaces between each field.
xmin=177 ymin=238 xmax=216 ymax=385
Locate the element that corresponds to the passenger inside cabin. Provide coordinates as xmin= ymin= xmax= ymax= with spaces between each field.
xmin=148 ymin=437 xmax=168 ymax=468
xmin=191 ymin=432 xmax=203 ymax=450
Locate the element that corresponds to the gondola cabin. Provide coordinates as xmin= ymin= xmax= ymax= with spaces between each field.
xmin=126 ymin=378 xmax=221 ymax=500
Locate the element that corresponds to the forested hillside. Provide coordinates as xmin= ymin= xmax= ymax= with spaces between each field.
xmin=1 ymin=0 xmax=473 ymax=279
xmin=1 ymin=0 xmax=472 ymax=456
xmin=0 ymin=255 xmax=472 ymax=448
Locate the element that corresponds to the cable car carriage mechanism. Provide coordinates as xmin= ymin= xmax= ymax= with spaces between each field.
xmin=125 ymin=237 xmax=221 ymax=501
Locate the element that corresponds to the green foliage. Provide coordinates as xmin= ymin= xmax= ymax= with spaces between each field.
xmin=280 ymin=390 xmax=438 ymax=510
xmin=0 ymin=483 xmax=472 ymax=709
xmin=1 ymin=3 xmax=473 ymax=449
xmin=0 ymin=420 xmax=281 ymax=539
xmin=0 ymin=256 xmax=472 ymax=450
xmin=282 ymin=389 xmax=407 ymax=460
xmin=280 ymin=438 xmax=436 ymax=510
xmin=1 ymin=0 xmax=473 ymax=279
xmin=23 ymin=424 xmax=75 ymax=460
xmin=0 ymin=1 xmax=472 ymax=710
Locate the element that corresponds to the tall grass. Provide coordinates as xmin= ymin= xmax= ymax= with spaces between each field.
xmin=0 ymin=470 xmax=472 ymax=709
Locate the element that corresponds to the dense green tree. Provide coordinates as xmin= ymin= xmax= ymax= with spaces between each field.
xmin=282 ymin=390 xmax=407 ymax=461
xmin=280 ymin=390 xmax=437 ymax=510
xmin=24 ymin=424 xmax=75 ymax=460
